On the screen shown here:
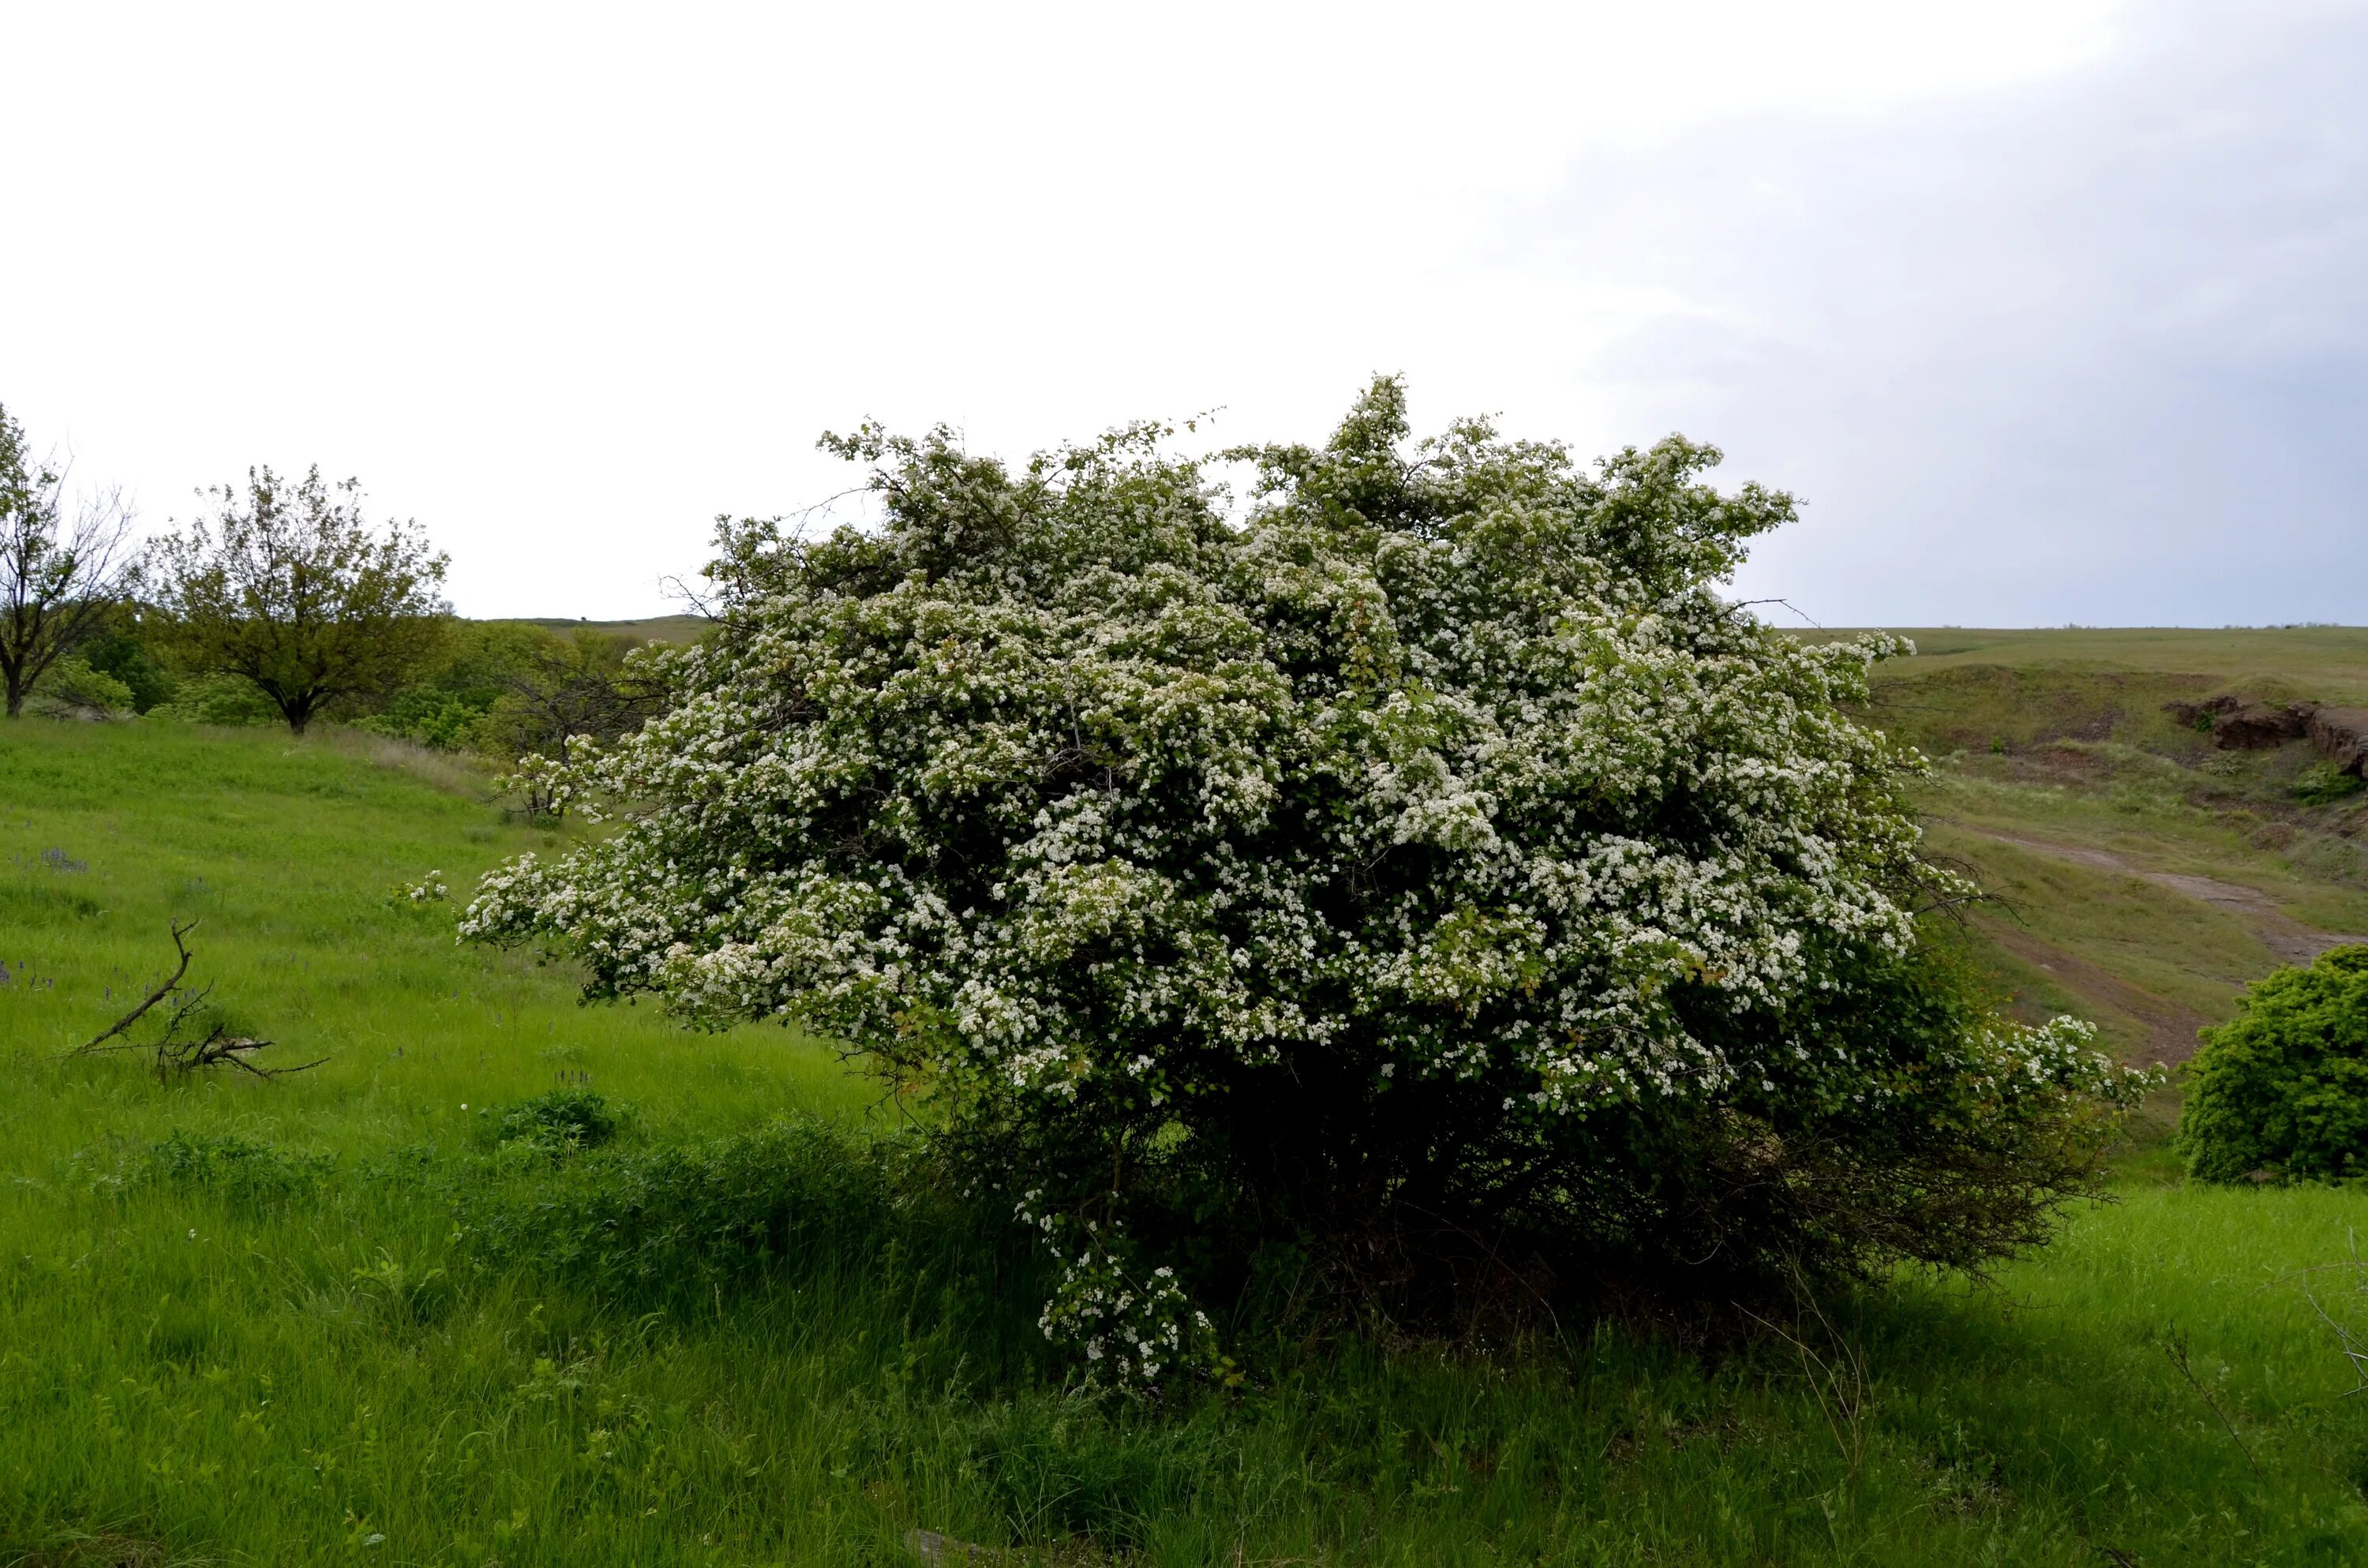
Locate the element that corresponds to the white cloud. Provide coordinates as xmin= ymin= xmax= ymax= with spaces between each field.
xmin=1510 ymin=0 xmax=2368 ymax=624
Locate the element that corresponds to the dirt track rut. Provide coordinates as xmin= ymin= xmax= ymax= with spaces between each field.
xmin=1970 ymin=829 xmax=2368 ymax=964
xmin=1961 ymin=829 xmax=2368 ymax=1064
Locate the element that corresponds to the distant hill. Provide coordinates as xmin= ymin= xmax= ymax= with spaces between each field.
xmin=1797 ymin=625 xmax=2368 ymax=706
xmin=1788 ymin=623 xmax=2368 ymax=1068
xmin=502 ymin=615 xmax=713 ymax=644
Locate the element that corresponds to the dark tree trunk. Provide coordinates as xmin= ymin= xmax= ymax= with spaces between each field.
xmin=272 ymin=687 xmax=316 ymax=735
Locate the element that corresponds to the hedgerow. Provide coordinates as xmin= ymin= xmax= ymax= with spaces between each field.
xmin=464 ymin=379 xmax=2150 ymax=1388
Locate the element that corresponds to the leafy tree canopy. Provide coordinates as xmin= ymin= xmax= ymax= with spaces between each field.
xmin=146 ymin=466 xmax=450 ymax=734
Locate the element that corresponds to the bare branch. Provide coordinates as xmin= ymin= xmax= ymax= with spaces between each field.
xmin=74 ymin=919 xmax=198 ymax=1054
xmin=2160 ymin=1323 xmax=2261 ymax=1477
xmin=66 ymin=919 xmax=323 ymax=1081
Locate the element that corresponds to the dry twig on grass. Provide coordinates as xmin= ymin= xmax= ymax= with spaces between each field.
xmin=2266 ymin=1233 xmax=2368 ymax=1399
xmin=71 ymin=919 xmax=326 ymax=1082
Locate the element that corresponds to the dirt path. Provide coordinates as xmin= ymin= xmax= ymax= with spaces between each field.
xmin=1952 ymin=828 xmax=2368 ymax=1065
xmin=1967 ymin=829 xmax=2368 ymax=964
xmin=1973 ymin=919 xmax=2215 ymax=1065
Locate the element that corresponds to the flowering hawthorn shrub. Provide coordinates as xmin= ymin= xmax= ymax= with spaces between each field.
xmin=463 ymin=380 xmax=2149 ymax=1382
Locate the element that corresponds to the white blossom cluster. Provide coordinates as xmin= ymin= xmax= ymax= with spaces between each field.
xmin=469 ymin=414 xmax=1948 ymax=1104
xmin=459 ymin=382 xmax=2140 ymax=1376
xmin=400 ymin=870 xmax=450 ymax=904
xmin=1014 ymin=1190 xmax=1216 ymax=1394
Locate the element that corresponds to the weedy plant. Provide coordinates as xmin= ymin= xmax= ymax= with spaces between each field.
xmin=2294 ymin=761 xmax=2366 ymax=806
xmin=463 ymin=380 xmax=2154 ymax=1390
xmin=493 ymin=1088 xmax=623 ymax=1158
xmin=142 ymin=1130 xmax=335 ymax=1201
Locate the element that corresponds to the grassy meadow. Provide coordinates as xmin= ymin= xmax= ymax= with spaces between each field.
xmin=1833 ymin=625 xmax=2368 ymax=705
xmin=6 ymin=654 xmax=2368 ymax=1564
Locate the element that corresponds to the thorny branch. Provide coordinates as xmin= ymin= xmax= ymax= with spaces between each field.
xmin=1740 ymin=1264 xmax=1871 ymax=1476
xmin=2160 ymin=1323 xmax=2261 ymax=1477
xmin=2263 ymin=1233 xmax=2368 ymax=1398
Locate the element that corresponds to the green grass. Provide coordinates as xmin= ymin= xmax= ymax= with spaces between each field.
xmin=1810 ymin=626 xmax=2368 ymax=706
xmin=6 ymin=720 xmax=2368 ymax=1566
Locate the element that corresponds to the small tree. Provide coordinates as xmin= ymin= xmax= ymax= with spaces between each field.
xmin=0 ymin=402 xmax=140 ymax=717
xmin=484 ymin=627 xmax=660 ymax=769
xmin=362 ymin=623 xmax=661 ymax=778
xmin=478 ymin=627 xmax=664 ymax=819
xmin=147 ymin=466 xmax=450 ymax=735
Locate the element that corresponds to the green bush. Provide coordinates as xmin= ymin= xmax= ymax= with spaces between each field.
xmin=359 ymin=685 xmax=493 ymax=750
xmin=149 ymin=671 xmax=283 ymax=725
xmin=82 ymin=630 xmax=176 ymax=713
xmin=2175 ymin=945 xmax=2368 ymax=1181
xmin=2294 ymin=762 xmax=2365 ymax=806
xmin=27 ymin=657 xmax=134 ymax=717
xmin=493 ymin=1087 xmax=622 ymax=1153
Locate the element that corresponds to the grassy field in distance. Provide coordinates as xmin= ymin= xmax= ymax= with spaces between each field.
xmin=509 ymin=615 xmax=712 ymax=645
xmin=1813 ymin=624 xmax=2368 ymax=703
xmin=3 ymin=638 xmax=2368 ymax=1564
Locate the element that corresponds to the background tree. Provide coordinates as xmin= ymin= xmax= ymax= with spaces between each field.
xmin=481 ymin=626 xmax=660 ymax=767
xmin=79 ymin=602 xmax=178 ymax=713
xmin=147 ymin=466 xmax=450 ymax=735
xmin=364 ymin=622 xmax=660 ymax=762
xmin=0 ymin=402 xmax=140 ymax=717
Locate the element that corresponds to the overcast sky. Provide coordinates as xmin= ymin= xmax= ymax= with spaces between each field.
xmin=3 ymin=0 xmax=2360 ymax=625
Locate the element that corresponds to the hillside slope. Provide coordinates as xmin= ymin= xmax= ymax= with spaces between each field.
xmin=1842 ymin=627 xmax=2368 ymax=1065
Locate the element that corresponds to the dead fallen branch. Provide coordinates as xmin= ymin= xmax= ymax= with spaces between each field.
xmin=72 ymin=919 xmax=326 ymax=1082
xmin=77 ymin=917 xmax=200 ymax=1054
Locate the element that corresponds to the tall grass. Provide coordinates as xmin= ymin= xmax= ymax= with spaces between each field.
xmin=4 ymin=720 xmax=2366 ymax=1565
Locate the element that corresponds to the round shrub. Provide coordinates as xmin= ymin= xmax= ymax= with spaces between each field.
xmin=463 ymin=380 xmax=2148 ymax=1377
xmin=2176 ymin=944 xmax=2368 ymax=1182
